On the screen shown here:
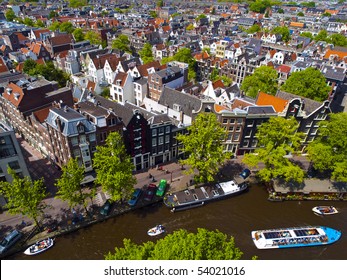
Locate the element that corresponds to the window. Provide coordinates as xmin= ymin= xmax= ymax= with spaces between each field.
xmin=78 ymin=125 xmax=85 ymax=133
xmin=243 ymin=140 xmax=249 ymax=146
xmin=233 ymin=133 xmax=240 ymax=141
xmin=152 ymin=129 xmax=157 ymax=137
xmin=159 ymin=127 xmax=164 ymax=135
xmin=152 ymin=138 xmax=157 ymax=146
xmin=229 ymin=119 xmax=235 ymax=124
xmin=8 ymin=161 xmax=20 ymax=170
xmin=251 ymin=139 xmax=258 ymax=147
xmin=165 ymin=126 xmax=170 ymax=133
xmin=236 ymin=126 xmax=241 ymax=132
xmin=228 ymin=126 xmax=234 ymax=132
xmin=82 ymin=149 xmax=90 ymax=157
xmin=158 ymin=136 xmax=164 ymax=145
xmin=89 ymin=133 xmax=96 ymax=142
xmin=73 ymin=149 xmax=81 ymax=157
xmin=165 ymin=135 xmax=170 ymax=143
xmin=237 ymin=118 xmax=243 ymax=124
xmin=223 ymin=118 xmax=228 ymax=124
xmin=80 ymin=135 xmax=86 ymax=143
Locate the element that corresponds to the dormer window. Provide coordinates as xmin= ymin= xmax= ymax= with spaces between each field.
xmin=78 ymin=125 xmax=85 ymax=133
xmin=6 ymin=88 xmax=12 ymax=95
xmin=173 ymin=104 xmax=181 ymax=111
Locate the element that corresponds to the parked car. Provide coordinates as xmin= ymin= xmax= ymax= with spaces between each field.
xmin=100 ymin=200 xmax=112 ymax=216
xmin=128 ymin=189 xmax=142 ymax=206
xmin=0 ymin=230 xmax=22 ymax=254
xmin=144 ymin=184 xmax=156 ymax=201
xmin=156 ymin=179 xmax=167 ymax=197
xmin=240 ymin=168 xmax=251 ymax=179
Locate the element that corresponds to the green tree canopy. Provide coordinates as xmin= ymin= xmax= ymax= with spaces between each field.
xmin=195 ymin=14 xmax=207 ymax=23
xmin=48 ymin=10 xmax=59 ymax=19
xmin=69 ymin=0 xmax=87 ymax=8
xmin=157 ymin=0 xmax=164 ymax=7
xmin=5 ymin=9 xmax=16 ymax=22
xmin=49 ymin=21 xmax=61 ymax=31
xmin=314 ymin=30 xmax=329 ymax=42
xmin=300 ymin=32 xmax=313 ymax=40
xmin=0 ymin=168 xmax=48 ymax=229
xmin=93 ymin=132 xmax=137 ymax=202
xmin=243 ymin=117 xmax=305 ymax=183
xmin=240 ymin=65 xmax=278 ymax=98
xmin=210 ymin=68 xmax=219 ymax=82
xmin=111 ymin=34 xmax=131 ymax=53
xmin=330 ymin=33 xmax=347 ymax=47
xmin=35 ymin=19 xmax=45 ymax=28
xmin=55 ymin=158 xmax=95 ymax=214
xmin=85 ymin=30 xmax=102 ymax=46
xmin=59 ymin=21 xmax=75 ymax=34
xmin=105 ymin=228 xmax=243 ymax=260
xmin=249 ymin=0 xmax=272 ymax=14
xmin=247 ymin=24 xmax=261 ymax=34
xmin=307 ymin=113 xmax=347 ymax=182
xmin=301 ymin=1 xmax=315 ymax=7
xmin=281 ymin=67 xmax=330 ymax=102
xmin=149 ymin=10 xmax=157 ymax=18
xmin=176 ymin=112 xmax=230 ymax=184
xmin=139 ymin=42 xmax=154 ymax=64
xmin=272 ymin=26 xmax=291 ymax=42
xmin=23 ymin=17 xmax=35 ymax=27
xmin=73 ymin=28 xmax=85 ymax=42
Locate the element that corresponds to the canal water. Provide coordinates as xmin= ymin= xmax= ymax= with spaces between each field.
xmin=9 ymin=184 xmax=347 ymax=260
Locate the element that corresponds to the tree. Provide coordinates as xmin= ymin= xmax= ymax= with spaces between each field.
xmin=240 ymin=65 xmax=278 ymax=98
xmin=330 ymin=34 xmax=347 ymax=47
xmin=156 ymin=0 xmax=163 ymax=7
xmin=0 ymin=168 xmax=48 ymax=229
xmin=100 ymin=87 xmax=110 ymax=98
xmin=300 ymin=32 xmax=313 ymax=40
xmin=85 ymin=30 xmax=102 ymax=45
xmin=111 ymin=34 xmax=131 ymax=53
xmin=69 ymin=0 xmax=87 ymax=8
xmin=93 ymin=132 xmax=137 ymax=202
xmin=139 ymin=42 xmax=154 ymax=64
xmin=59 ymin=21 xmax=75 ymax=34
xmin=55 ymin=158 xmax=95 ymax=214
xmin=272 ymin=26 xmax=291 ymax=42
xmin=195 ymin=14 xmax=207 ymax=23
xmin=243 ymin=117 xmax=305 ymax=183
xmin=49 ymin=21 xmax=61 ymax=31
xmin=307 ymin=113 xmax=347 ymax=182
xmin=176 ymin=113 xmax=230 ymax=184
xmin=5 ymin=9 xmax=16 ymax=22
xmin=221 ymin=75 xmax=232 ymax=87
xmin=247 ymin=24 xmax=261 ymax=34
xmin=49 ymin=10 xmax=59 ymax=19
xmin=186 ymin=24 xmax=194 ymax=31
xmin=297 ymin=12 xmax=304 ymax=16
xmin=23 ymin=17 xmax=35 ymax=27
xmin=23 ymin=59 xmax=38 ymax=74
xmin=281 ymin=67 xmax=330 ymax=102
xmin=105 ymin=228 xmax=243 ymax=260
xmin=35 ymin=19 xmax=45 ymax=28
xmin=73 ymin=28 xmax=85 ymax=42
xmin=314 ymin=30 xmax=329 ymax=43
xmin=210 ymin=68 xmax=219 ymax=81
xmin=149 ymin=10 xmax=157 ymax=18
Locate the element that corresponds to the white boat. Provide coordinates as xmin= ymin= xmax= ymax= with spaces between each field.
xmin=251 ymin=226 xmax=341 ymax=249
xmin=312 ymin=206 xmax=338 ymax=215
xmin=24 ymin=238 xmax=54 ymax=255
xmin=147 ymin=225 xmax=165 ymax=236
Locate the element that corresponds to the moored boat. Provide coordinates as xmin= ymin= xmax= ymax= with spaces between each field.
xmin=312 ymin=206 xmax=338 ymax=215
xmin=251 ymin=226 xmax=341 ymax=249
xmin=164 ymin=169 xmax=250 ymax=212
xmin=147 ymin=225 xmax=165 ymax=236
xmin=24 ymin=238 xmax=54 ymax=255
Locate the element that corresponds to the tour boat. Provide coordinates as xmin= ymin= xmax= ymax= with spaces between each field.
xmin=164 ymin=169 xmax=250 ymax=212
xmin=251 ymin=226 xmax=341 ymax=249
xmin=24 ymin=238 xmax=54 ymax=255
xmin=312 ymin=206 xmax=338 ymax=215
xmin=147 ymin=225 xmax=165 ymax=236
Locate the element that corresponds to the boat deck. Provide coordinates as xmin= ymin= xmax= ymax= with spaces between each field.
xmin=173 ymin=185 xmax=224 ymax=206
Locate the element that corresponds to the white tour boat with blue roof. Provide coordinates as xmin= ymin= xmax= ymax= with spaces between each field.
xmin=251 ymin=226 xmax=341 ymax=249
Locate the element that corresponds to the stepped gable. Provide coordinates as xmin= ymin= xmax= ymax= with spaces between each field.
xmin=158 ymin=87 xmax=202 ymax=117
xmin=276 ymin=91 xmax=322 ymax=115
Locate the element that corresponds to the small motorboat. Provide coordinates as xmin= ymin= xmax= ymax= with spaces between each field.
xmin=147 ymin=225 xmax=165 ymax=236
xmin=24 ymin=238 xmax=54 ymax=255
xmin=312 ymin=206 xmax=338 ymax=216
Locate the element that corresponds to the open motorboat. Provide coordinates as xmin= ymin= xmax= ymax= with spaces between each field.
xmin=312 ymin=206 xmax=338 ymax=215
xmin=24 ymin=237 xmax=54 ymax=255
xmin=147 ymin=225 xmax=165 ymax=236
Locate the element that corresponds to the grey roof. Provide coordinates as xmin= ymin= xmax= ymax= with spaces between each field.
xmin=46 ymin=106 xmax=96 ymax=136
xmin=133 ymin=77 xmax=148 ymax=85
xmin=158 ymin=87 xmax=202 ymax=117
xmin=246 ymin=105 xmax=276 ymax=115
xmin=276 ymin=91 xmax=323 ymax=116
xmin=322 ymin=66 xmax=346 ymax=82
